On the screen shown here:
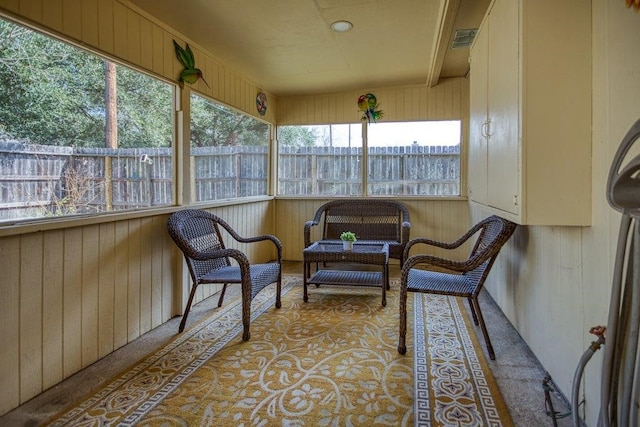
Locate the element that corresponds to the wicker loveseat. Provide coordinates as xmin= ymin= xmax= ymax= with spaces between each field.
xmin=304 ymin=199 xmax=411 ymax=265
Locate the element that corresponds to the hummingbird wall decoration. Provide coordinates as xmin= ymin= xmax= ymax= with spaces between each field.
xmin=173 ymin=40 xmax=210 ymax=88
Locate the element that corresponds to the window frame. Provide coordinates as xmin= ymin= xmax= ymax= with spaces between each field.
xmin=0 ymin=16 xmax=180 ymax=228
xmin=275 ymin=120 xmax=463 ymax=199
xmin=0 ymin=15 xmax=276 ymax=234
xmin=187 ymin=92 xmax=272 ymax=204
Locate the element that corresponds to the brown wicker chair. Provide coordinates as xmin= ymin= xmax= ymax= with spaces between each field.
xmin=167 ymin=209 xmax=282 ymax=339
xmin=398 ymin=215 xmax=517 ymax=360
xmin=304 ymin=199 xmax=411 ymax=265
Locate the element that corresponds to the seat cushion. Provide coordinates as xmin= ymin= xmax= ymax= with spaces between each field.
xmin=406 ymin=268 xmax=473 ymax=297
xmin=200 ymin=263 xmax=280 ymax=299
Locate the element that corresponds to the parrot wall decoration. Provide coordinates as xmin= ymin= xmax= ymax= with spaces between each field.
xmin=173 ymin=40 xmax=210 ymax=88
xmin=358 ymin=93 xmax=384 ymax=124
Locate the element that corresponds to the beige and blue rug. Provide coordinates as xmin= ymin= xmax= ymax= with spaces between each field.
xmin=47 ymin=276 xmax=512 ymax=426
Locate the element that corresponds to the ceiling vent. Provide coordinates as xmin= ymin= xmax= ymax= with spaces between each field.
xmin=451 ymin=28 xmax=478 ymax=49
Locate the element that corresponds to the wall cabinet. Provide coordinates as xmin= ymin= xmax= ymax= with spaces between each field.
xmin=468 ymin=0 xmax=591 ymax=225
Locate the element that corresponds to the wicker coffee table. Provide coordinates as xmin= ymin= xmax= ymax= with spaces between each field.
xmin=303 ymin=241 xmax=390 ymax=306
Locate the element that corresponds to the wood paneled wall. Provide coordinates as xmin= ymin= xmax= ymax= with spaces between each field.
xmin=276 ymin=199 xmax=471 ymax=263
xmin=0 ymin=0 xmax=472 ymax=417
xmin=0 ymin=1 xmax=628 ymax=424
xmin=277 ymin=78 xmax=467 ymax=125
xmin=0 ymin=0 xmax=281 ymax=413
xmin=275 ymin=77 xmax=472 ymax=263
xmin=1 ymin=215 xmax=173 ymax=407
xmin=0 ymin=201 xmax=274 ymax=413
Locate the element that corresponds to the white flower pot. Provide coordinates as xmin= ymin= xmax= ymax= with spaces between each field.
xmin=342 ymin=240 xmax=354 ymax=251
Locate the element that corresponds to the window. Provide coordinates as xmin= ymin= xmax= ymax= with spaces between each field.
xmin=0 ymin=18 xmax=174 ymax=223
xmin=367 ymin=121 xmax=461 ymax=196
xmin=277 ymin=124 xmax=362 ymax=196
xmin=190 ymin=94 xmax=270 ymax=201
xmin=277 ymin=121 xmax=460 ymax=196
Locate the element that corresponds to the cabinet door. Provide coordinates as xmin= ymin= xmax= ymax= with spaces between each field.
xmin=468 ymin=25 xmax=488 ymax=205
xmin=486 ymin=0 xmax=519 ymax=215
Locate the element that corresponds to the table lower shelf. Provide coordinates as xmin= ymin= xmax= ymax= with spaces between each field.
xmin=307 ymin=270 xmax=383 ymax=287
xmin=305 ymin=269 xmax=387 ymax=306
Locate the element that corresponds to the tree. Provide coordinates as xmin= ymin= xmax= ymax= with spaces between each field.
xmin=277 ymin=125 xmax=318 ymax=147
xmin=190 ymin=94 xmax=268 ymax=147
xmin=0 ymin=19 xmax=172 ymax=148
xmin=115 ymin=66 xmax=172 ymax=148
xmin=105 ymin=60 xmax=118 ymax=149
xmin=0 ymin=18 xmax=276 ymax=151
xmin=0 ymin=21 xmax=104 ymax=145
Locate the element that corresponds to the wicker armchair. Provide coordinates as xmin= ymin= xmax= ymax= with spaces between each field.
xmin=304 ymin=199 xmax=411 ymax=265
xmin=398 ymin=215 xmax=517 ymax=360
xmin=167 ymin=209 xmax=282 ymax=340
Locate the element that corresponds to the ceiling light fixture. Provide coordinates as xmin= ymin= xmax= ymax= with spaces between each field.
xmin=331 ymin=20 xmax=353 ymax=32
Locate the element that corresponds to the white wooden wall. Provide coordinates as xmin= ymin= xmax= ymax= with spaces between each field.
xmin=0 ymin=0 xmax=475 ymax=417
xmin=276 ymin=78 xmax=473 ymax=263
xmin=277 ymin=78 xmax=467 ymax=125
xmin=0 ymin=0 xmax=280 ymax=414
xmin=0 ymin=215 xmax=173 ymax=407
xmin=474 ymin=4 xmax=640 ymax=424
xmin=276 ymin=199 xmax=471 ymax=264
xmin=0 ymin=201 xmax=275 ymax=414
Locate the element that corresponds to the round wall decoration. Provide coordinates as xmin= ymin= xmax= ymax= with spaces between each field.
xmin=256 ymin=92 xmax=267 ymax=115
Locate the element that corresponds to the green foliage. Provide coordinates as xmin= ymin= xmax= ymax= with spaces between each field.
xmin=115 ymin=67 xmax=172 ymax=148
xmin=340 ymin=231 xmax=357 ymax=241
xmin=277 ymin=125 xmax=317 ymax=147
xmin=190 ymin=94 xmax=268 ymax=147
xmin=0 ymin=18 xmax=266 ymax=150
xmin=0 ymin=19 xmax=172 ymax=148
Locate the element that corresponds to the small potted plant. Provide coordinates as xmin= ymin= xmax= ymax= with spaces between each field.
xmin=340 ymin=231 xmax=357 ymax=251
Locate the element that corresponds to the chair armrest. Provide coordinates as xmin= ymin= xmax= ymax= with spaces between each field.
xmin=402 ymin=234 xmax=500 ymax=276
xmin=304 ymin=219 xmax=319 ymax=248
xmin=402 ymin=237 xmax=452 ymax=264
xmin=403 ymin=219 xmax=486 ymax=260
xmin=399 ymin=201 xmax=411 ymax=242
xmin=188 ymin=247 xmax=248 ymax=264
xmin=236 ymin=234 xmax=283 ymax=262
xmin=401 ymin=253 xmax=473 ymax=275
xmin=304 ymin=201 xmax=338 ymax=247
xmin=400 ymin=221 xmax=411 ymax=244
xmin=215 ymin=216 xmax=283 ymax=262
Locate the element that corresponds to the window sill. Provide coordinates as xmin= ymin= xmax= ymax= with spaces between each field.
xmin=0 ymin=196 xmax=275 ymax=237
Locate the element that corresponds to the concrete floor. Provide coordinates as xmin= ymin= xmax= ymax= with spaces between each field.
xmin=1 ymin=262 xmax=573 ymax=426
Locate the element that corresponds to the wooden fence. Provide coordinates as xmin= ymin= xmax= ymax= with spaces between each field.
xmin=0 ymin=141 xmax=459 ymax=220
xmin=277 ymin=145 xmax=460 ymax=196
xmin=0 ymin=142 xmax=173 ymax=220
xmin=191 ymin=145 xmax=268 ymax=202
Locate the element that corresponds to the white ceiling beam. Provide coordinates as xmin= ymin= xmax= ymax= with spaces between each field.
xmin=427 ymin=0 xmax=461 ymax=87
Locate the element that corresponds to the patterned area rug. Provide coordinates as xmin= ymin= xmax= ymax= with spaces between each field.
xmin=47 ymin=275 xmax=512 ymax=426
xmin=413 ymin=293 xmax=513 ymax=426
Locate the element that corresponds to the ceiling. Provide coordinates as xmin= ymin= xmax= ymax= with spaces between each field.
xmin=129 ymin=0 xmax=490 ymax=97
